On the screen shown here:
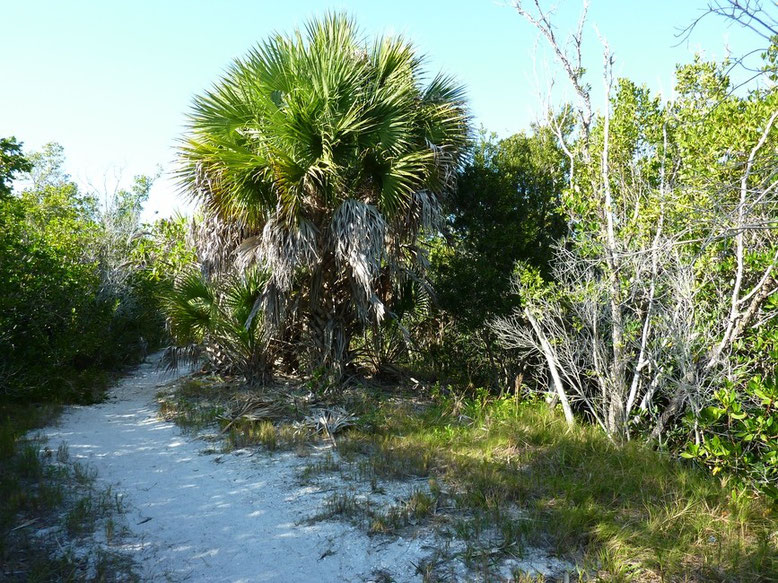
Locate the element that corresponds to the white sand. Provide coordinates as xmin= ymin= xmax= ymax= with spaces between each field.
xmin=41 ymin=355 xmax=456 ymax=582
xmin=40 ymin=355 xmax=571 ymax=582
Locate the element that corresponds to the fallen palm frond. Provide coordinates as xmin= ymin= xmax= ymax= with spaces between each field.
xmin=302 ymin=407 xmax=357 ymax=435
xmin=218 ymin=395 xmax=288 ymax=434
xmin=294 ymin=406 xmax=357 ymax=447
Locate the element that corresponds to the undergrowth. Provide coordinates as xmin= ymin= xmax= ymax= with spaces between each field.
xmin=157 ymin=377 xmax=316 ymax=452
xmin=157 ymin=376 xmax=778 ymax=581
xmin=0 ymin=403 xmax=137 ymax=582
xmin=339 ymin=388 xmax=778 ymax=582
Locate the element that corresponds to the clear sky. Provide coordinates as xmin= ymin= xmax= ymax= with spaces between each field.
xmin=0 ymin=0 xmax=764 ymax=221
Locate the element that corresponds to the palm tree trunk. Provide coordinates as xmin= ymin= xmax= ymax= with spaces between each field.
xmin=306 ymin=253 xmax=355 ymax=381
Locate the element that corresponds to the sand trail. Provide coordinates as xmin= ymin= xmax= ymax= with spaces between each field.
xmin=42 ymin=356 xmax=441 ymax=582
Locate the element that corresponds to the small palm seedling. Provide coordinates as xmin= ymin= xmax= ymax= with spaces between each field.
xmin=297 ymin=406 xmax=357 ymax=446
xmin=162 ymin=267 xmax=274 ymax=385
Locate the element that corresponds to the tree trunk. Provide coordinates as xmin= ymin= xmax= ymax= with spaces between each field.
xmin=525 ymin=307 xmax=575 ymax=427
xmin=306 ymin=252 xmax=356 ymax=382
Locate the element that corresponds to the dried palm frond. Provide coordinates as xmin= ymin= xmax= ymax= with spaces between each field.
xmin=251 ymin=218 xmax=319 ymax=291
xmin=301 ymin=406 xmax=356 ymax=436
xmin=331 ymin=199 xmax=387 ymax=322
xmin=191 ymin=211 xmax=256 ymax=279
xmin=160 ymin=344 xmax=204 ymax=373
xmin=219 ymin=395 xmax=287 ymax=433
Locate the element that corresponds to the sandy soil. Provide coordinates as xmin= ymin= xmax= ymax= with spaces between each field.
xmin=39 ymin=355 xmax=457 ymax=582
xmin=40 ymin=354 xmax=569 ymax=582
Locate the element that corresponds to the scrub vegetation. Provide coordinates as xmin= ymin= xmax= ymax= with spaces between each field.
xmin=2 ymin=2 xmax=778 ymax=581
xmin=0 ymin=406 xmax=137 ymax=582
xmin=158 ymin=373 xmax=777 ymax=581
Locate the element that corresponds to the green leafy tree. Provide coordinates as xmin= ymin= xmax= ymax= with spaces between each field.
xmin=177 ymin=13 xmax=468 ymax=379
xmin=435 ymin=127 xmax=567 ymax=327
xmin=0 ymin=137 xmax=32 ymax=198
xmin=130 ymin=214 xmax=198 ymax=285
xmin=0 ymin=143 xmax=167 ymax=401
xmin=498 ymin=3 xmax=778 ymax=450
xmin=421 ymin=128 xmax=566 ymax=388
xmin=0 ymin=144 xmax=103 ymax=397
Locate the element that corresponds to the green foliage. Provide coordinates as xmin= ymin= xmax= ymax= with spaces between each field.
xmin=418 ymin=128 xmax=566 ymax=389
xmin=412 ymin=311 xmax=511 ymax=390
xmin=0 ymin=141 xmax=171 ymax=402
xmin=765 ymin=35 xmax=778 ymax=82
xmin=163 ymin=268 xmax=273 ymax=384
xmin=1 ymin=147 xmax=103 ymax=399
xmin=434 ymin=128 xmax=567 ymax=329
xmin=179 ymin=12 xmax=468 ymax=225
xmin=488 ymin=28 xmax=778 ymax=504
xmin=178 ymin=13 xmax=469 ymax=376
xmin=683 ymin=373 xmax=778 ymax=500
xmin=130 ymin=214 xmax=197 ymax=284
xmin=0 ymin=137 xmax=32 ymax=198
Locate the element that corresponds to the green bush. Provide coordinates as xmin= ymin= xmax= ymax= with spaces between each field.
xmin=0 ymin=141 xmax=173 ymax=402
xmin=162 ymin=267 xmax=273 ymax=384
xmin=682 ymin=374 xmax=778 ymax=501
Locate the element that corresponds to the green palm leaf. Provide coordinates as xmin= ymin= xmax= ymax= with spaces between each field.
xmin=177 ymin=12 xmax=470 ymax=376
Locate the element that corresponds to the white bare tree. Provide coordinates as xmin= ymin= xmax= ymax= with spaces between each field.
xmin=494 ymin=1 xmax=778 ymax=440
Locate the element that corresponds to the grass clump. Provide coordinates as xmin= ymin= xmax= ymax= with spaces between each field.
xmin=300 ymin=453 xmax=342 ymax=480
xmin=332 ymin=389 xmax=778 ymax=582
xmin=158 ymin=376 xmax=328 ymax=453
xmin=0 ymin=403 xmax=137 ymax=582
xmin=223 ymin=419 xmax=311 ymax=451
xmin=157 ymin=377 xmax=230 ymax=432
xmin=313 ymin=485 xmax=442 ymax=537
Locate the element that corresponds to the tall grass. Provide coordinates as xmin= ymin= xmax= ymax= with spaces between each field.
xmin=339 ymin=390 xmax=778 ymax=581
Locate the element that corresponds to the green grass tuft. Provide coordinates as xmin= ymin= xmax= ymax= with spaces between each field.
xmin=0 ymin=403 xmax=137 ymax=581
xmin=333 ymin=390 xmax=778 ymax=581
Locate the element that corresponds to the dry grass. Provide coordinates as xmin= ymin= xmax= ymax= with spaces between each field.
xmin=157 ymin=375 xmax=346 ymax=452
xmin=0 ymin=404 xmax=137 ymax=582
xmin=155 ymin=376 xmax=778 ymax=581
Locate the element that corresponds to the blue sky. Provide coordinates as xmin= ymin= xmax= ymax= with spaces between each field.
xmin=0 ymin=1 xmax=764 ymax=220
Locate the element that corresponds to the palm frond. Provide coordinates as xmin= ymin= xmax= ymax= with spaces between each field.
xmin=176 ymin=12 xmax=470 ymax=376
xmin=163 ymin=269 xmax=218 ymax=344
xmin=331 ymin=199 xmax=387 ymax=320
xmin=160 ymin=344 xmax=204 ymax=373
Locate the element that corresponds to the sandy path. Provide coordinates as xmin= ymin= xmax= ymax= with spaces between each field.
xmin=42 ymin=355 xmax=441 ymax=583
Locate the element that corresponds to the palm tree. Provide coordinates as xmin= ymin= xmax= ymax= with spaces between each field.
xmin=163 ymin=267 xmax=273 ymax=385
xmin=177 ymin=13 xmax=469 ymax=378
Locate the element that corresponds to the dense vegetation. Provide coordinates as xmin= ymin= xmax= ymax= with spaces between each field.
xmin=2 ymin=3 xmax=777 ymax=581
xmin=0 ymin=141 xmax=192 ymax=402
